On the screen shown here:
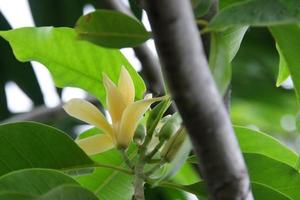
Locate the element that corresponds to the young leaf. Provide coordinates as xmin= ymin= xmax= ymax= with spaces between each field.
xmin=75 ymin=10 xmax=150 ymax=48
xmin=209 ymin=0 xmax=300 ymax=31
xmin=0 ymin=27 xmax=145 ymax=105
xmin=276 ymin=44 xmax=290 ymax=87
xmin=270 ymin=25 xmax=300 ymax=103
xmin=0 ymin=122 xmax=93 ymax=176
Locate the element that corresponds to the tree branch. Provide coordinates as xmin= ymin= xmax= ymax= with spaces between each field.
xmin=95 ymin=0 xmax=165 ymax=96
xmin=143 ymin=0 xmax=253 ymax=199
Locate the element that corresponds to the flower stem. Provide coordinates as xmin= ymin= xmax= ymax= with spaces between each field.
xmin=134 ymin=159 xmax=145 ymax=200
xmin=145 ymin=159 xmax=165 ymax=176
xmin=119 ymin=149 xmax=134 ymax=169
xmin=145 ymin=140 xmax=164 ymax=161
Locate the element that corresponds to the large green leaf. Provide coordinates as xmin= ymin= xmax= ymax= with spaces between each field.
xmin=0 ymin=186 xmax=99 ymax=200
xmin=38 ymin=185 xmax=99 ymax=200
xmin=270 ymin=25 xmax=300 ymax=103
xmin=0 ymin=122 xmax=93 ymax=176
xmin=0 ymin=168 xmax=98 ymax=200
xmin=163 ymin=181 xmax=291 ymax=200
xmin=209 ymin=0 xmax=300 ymax=30
xmin=75 ymin=10 xmax=150 ymax=48
xmin=0 ymin=27 xmax=145 ymax=105
xmin=235 ymin=126 xmax=298 ymax=167
xmin=76 ymin=146 xmax=136 ymax=200
xmin=0 ymin=192 xmax=34 ymax=200
xmin=209 ymin=26 xmax=248 ymax=94
xmin=167 ymin=154 xmax=300 ymax=199
xmin=0 ymin=169 xmax=78 ymax=195
xmin=246 ymin=153 xmax=300 ymax=199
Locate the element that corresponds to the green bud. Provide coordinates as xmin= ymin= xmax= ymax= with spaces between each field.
xmin=133 ymin=124 xmax=146 ymax=145
xmin=157 ymin=113 xmax=182 ymax=141
xmin=160 ymin=127 xmax=187 ymax=162
xmin=146 ymin=98 xmax=171 ymax=135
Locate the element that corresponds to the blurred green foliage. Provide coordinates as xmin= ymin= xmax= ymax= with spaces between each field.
xmin=231 ymin=27 xmax=298 ymax=137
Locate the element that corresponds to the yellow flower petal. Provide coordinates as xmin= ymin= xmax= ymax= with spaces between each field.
xmin=103 ymin=74 xmax=126 ymax=124
xmin=118 ymin=66 xmax=135 ymax=106
xmin=76 ymin=134 xmax=114 ymax=155
xmin=117 ymin=96 xmax=166 ymax=148
xmin=63 ymin=99 xmax=113 ymax=136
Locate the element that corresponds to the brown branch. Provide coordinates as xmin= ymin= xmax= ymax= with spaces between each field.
xmin=95 ymin=0 xmax=165 ymax=96
xmin=142 ymin=0 xmax=253 ymax=199
xmin=1 ymin=97 xmax=100 ymax=123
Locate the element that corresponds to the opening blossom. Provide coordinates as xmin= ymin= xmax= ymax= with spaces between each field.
xmin=63 ymin=66 xmax=165 ymax=155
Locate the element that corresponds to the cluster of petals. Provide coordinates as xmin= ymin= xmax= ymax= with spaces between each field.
xmin=63 ymin=66 xmax=164 ymax=155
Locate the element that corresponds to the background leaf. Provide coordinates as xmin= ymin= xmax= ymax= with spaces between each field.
xmin=209 ymin=26 xmax=248 ymax=94
xmin=0 ymin=13 xmax=44 ymax=120
xmin=0 ymin=27 xmax=145 ymax=105
xmin=0 ymin=122 xmax=93 ymax=176
xmin=209 ymin=0 xmax=300 ymax=30
xmin=270 ymin=25 xmax=300 ymax=103
xmin=75 ymin=10 xmax=150 ymax=48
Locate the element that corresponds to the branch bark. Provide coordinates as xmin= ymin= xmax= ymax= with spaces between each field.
xmin=143 ymin=0 xmax=253 ymax=199
xmin=95 ymin=0 xmax=165 ymax=96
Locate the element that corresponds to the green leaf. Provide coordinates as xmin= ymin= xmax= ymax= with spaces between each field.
xmin=0 ymin=122 xmax=93 ymax=176
xmin=235 ymin=126 xmax=298 ymax=167
xmin=0 ymin=169 xmax=78 ymax=195
xmin=0 ymin=185 xmax=99 ymax=200
xmin=270 ymin=25 xmax=300 ymax=103
xmin=129 ymin=0 xmax=143 ymax=20
xmin=76 ymin=142 xmax=136 ymax=200
xmin=276 ymin=44 xmax=290 ymax=87
xmin=0 ymin=27 xmax=145 ymax=105
xmin=38 ymin=185 xmax=99 ymax=200
xmin=162 ymin=181 xmax=291 ymax=200
xmin=193 ymin=0 xmax=213 ymax=18
xmin=245 ymin=153 xmax=300 ymax=199
xmin=209 ymin=0 xmax=300 ymax=31
xmin=75 ymin=10 xmax=150 ymax=48
xmin=209 ymin=26 xmax=248 ymax=94
xmin=164 ymin=154 xmax=299 ymax=199
xmin=0 ymin=192 xmax=34 ymax=200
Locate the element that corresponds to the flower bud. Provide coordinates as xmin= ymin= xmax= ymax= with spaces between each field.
xmin=146 ymin=99 xmax=171 ymax=135
xmin=160 ymin=127 xmax=187 ymax=162
xmin=133 ymin=124 xmax=146 ymax=145
xmin=157 ymin=113 xmax=181 ymax=142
